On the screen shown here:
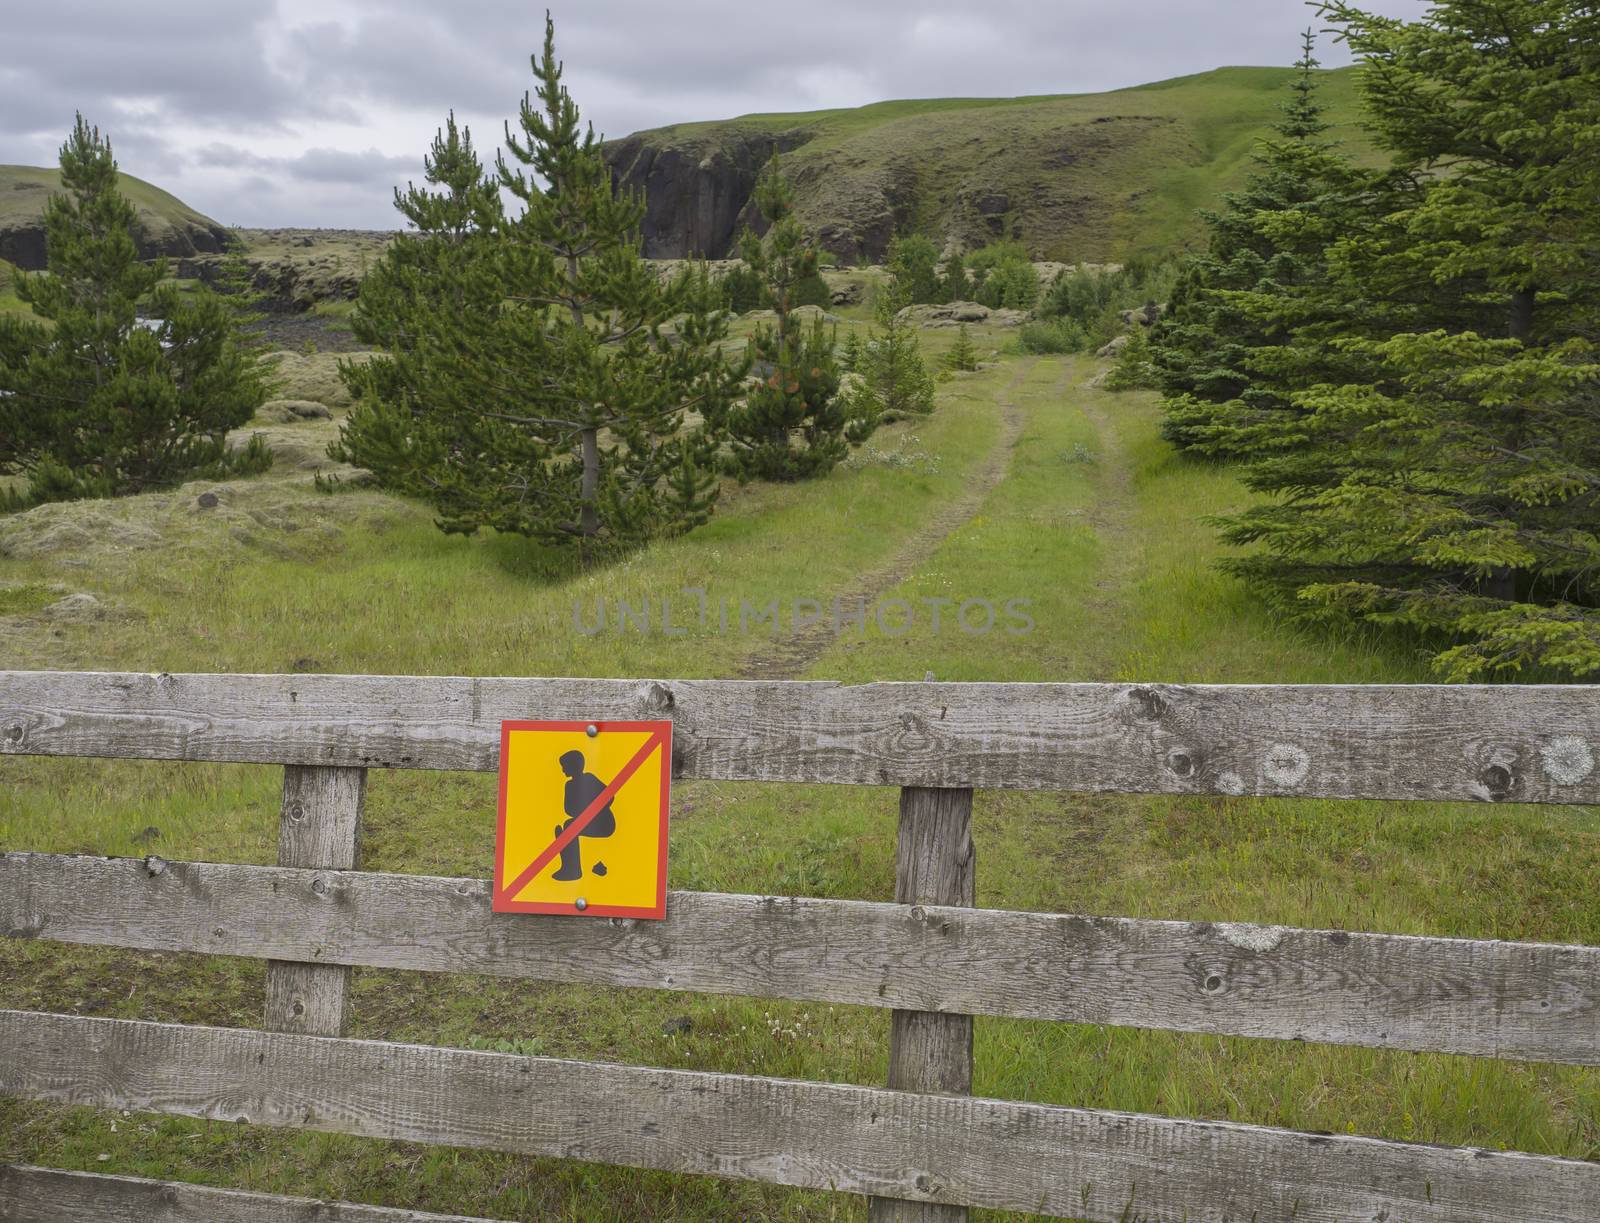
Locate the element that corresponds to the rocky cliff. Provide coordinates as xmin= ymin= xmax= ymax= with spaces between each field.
xmin=606 ymin=126 xmax=814 ymax=259
xmin=602 ymin=65 xmax=1372 ymax=265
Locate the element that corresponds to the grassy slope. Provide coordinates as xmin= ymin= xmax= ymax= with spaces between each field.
xmin=0 ymin=165 xmax=222 ymax=242
xmin=0 ymin=325 xmax=1595 ymax=1219
xmin=627 ymin=66 xmax=1380 ymax=260
xmin=0 ymin=257 xmax=24 ymax=318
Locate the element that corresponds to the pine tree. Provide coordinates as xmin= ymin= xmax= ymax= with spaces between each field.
xmin=839 ymin=328 xmax=865 ymax=373
xmin=334 ymin=18 xmax=742 ymax=555
xmin=943 ymin=323 xmax=979 ymax=372
xmin=1152 ymin=31 xmax=1362 ymax=456
xmin=1219 ymin=1 xmax=1600 ymax=678
xmin=853 ymin=284 xmax=936 ymax=421
xmin=0 ymin=116 xmax=270 ymax=505
xmin=718 ymin=262 xmax=767 ymax=313
xmin=886 ymin=235 xmax=941 ymax=305
xmin=724 ymin=162 xmax=872 ymax=481
xmin=333 ymin=113 xmax=506 ymax=496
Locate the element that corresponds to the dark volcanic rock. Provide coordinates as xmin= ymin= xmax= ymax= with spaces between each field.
xmin=606 ymin=127 xmax=814 ymax=259
xmin=0 ymin=228 xmax=46 ymax=271
xmin=1 ymin=216 xmax=229 ymax=272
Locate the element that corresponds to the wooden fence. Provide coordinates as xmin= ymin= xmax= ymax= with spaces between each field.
xmin=1 ymin=669 xmax=1598 ymax=1221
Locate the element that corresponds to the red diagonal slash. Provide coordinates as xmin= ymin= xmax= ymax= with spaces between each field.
xmin=500 ymin=728 xmax=666 ymax=903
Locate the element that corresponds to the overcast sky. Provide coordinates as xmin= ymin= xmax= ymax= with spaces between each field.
xmin=1 ymin=0 xmax=1426 ymax=231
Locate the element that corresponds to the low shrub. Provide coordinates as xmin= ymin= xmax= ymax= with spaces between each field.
xmin=1016 ymin=318 xmax=1088 ymax=354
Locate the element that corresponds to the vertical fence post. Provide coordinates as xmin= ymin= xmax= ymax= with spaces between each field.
xmin=868 ymin=785 xmax=976 ymax=1223
xmin=263 ymin=764 xmax=367 ymax=1036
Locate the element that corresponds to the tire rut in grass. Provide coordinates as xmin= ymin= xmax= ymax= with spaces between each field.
xmin=736 ymin=358 xmax=1042 ymax=681
xmin=1070 ymin=369 xmax=1147 ymax=677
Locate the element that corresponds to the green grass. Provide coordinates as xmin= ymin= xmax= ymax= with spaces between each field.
xmin=0 ymin=257 xmax=29 ymax=319
xmin=260 ymin=349 xmax=367 ymax=407
xmin=1 ymin=337 xmax=1595 ymax=1220
xmin=615 ymin=66 xmax=1383 ymax=263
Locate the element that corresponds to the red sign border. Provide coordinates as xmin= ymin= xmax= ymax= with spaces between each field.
xmin=492 ymin=719 xmax=672 ymax=919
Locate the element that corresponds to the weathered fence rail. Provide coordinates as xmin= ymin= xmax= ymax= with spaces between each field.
xmin=7 ymin=852 xmax=1600 ymax=1064
xmin=0 ymin=1165 xmax=500 ymax=1222
xmin=5 ymin=670 xmax=1598 ymax=802
xmin=2 ymin=669 xmax=1598 ymax=1223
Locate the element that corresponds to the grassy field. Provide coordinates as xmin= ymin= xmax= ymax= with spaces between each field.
xmin=1 ymin=313 xmax=1596 ymax=1219
xmin=612 ymin=65 xmax=1387 ymax=264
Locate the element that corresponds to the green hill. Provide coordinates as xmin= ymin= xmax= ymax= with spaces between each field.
xmin=605 ymin=65 xmax=1379 ymax=264
xmin=0 ymin=164 xmax=231 ymax=271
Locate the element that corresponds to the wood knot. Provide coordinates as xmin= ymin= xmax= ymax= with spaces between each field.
xmin=646 ymin=681 xmax=675 ymax=711
xmin=1128 ymin=687 xmax=1166 ymax=721
xmin=311 ymin=877 xmax=328 ymax=897
xmin=5 ymin=914 xmax=47 ymax=939
xmin=286 ymin=802 xmax=306 ymax=823
xmin=2 ymin=724 xmax=22 ymax=743
xmin=1165 ymin=749 xmax=1196 ymax=778
xmin=1203 ymin=974 xmax=1225 ymax=993
xmin=1479 ymin=763 xmax=1517 ymax=801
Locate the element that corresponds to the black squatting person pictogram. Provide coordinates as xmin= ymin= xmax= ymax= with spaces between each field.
xmin=551 ymin=749 xmax=615 ymax=879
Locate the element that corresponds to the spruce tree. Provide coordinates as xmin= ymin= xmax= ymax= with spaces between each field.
xmin=1102 ymin=325 xmax=1159 ymax=391
xmin=1220 ymin=2 xmax=1600 ymax=678
xmin=334 ymin=18 xmax=742 ymax=554
xmin=853 ymin=284 xmax=936 ymax=420
xmin=944 ymin=323 xmax=979 ymax=372
xmin=0 ymin=116 xmax=269 ymax=505
xmin=938 ymin=253 xmax=971 ymax=303
xmin=1152 ymin=32 xmax=1361 ymax=456
xmin=724 ymin=162 xmax=871 ymax=481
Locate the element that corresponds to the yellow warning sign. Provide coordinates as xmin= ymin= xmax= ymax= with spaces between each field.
xmin=493 ymin=719 xmax=671 ymax=918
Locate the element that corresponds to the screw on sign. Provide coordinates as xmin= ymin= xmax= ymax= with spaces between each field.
xmin=493 ymin=720 xmax=672 ymax=918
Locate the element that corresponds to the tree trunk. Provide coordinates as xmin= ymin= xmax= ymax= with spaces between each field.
xmin=1481 ymin=568 xmax=1518 ymax=602
xmin=1509 ymin=287 xmax=1535 ymax=343
xmin=579 ymin=426 xmax=600 ymax=538
xmin=565 ymin=251 xmax=601 ymax=542
xmin=1486 ymin=286 xmax=1537 ymax=605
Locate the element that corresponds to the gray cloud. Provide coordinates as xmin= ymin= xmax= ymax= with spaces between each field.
xmin=196 ymin=143 xmax=414 ymax=184
xmin=0 ymin=0 xmax=1427 ymax=229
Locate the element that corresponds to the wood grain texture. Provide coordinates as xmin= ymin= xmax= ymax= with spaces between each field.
xmin=0 ymin=1165 xmax=507 ymax=1222
xmin=264 ymin=765 xmax=366 ymax=1038
xmin=873 ymin=787 xmax=976 ymax=1223
xmin=3 ymin=670 xmax=1598 ymax=801
xmin=7 ymin=853 xmax=1598 ymax=1064
xmin=3 ymin=1011 xmax=1598 ymax=1222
